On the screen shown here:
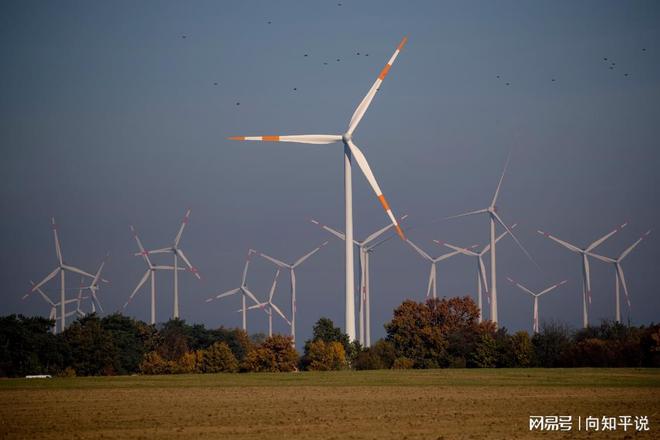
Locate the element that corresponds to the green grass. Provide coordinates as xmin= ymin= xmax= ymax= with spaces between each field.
xmin=1 ymin=367 xmax=658 ymax=390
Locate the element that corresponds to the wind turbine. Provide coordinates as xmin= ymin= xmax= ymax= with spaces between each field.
xmin=435 ymin=225 xmax=517 ymax=323
xmin=259 ymin=241 xmax=329 ymax=345
xmin=243 ymin=269 xmax=292 ymax=337
xmin=141 ymin=209 xmax=201 ymax=320
xmin=588 ymin=230 xmax=651 ymax=323
xmin=537 ymin=222 xmax=627 ymax=328
xmin=124 ymin=225 xmax=184 ymax=324
xmin=506 ymin=277 xmax=567 ymax=333
xmin=445 ymin=153 xmax=535 ymax=326
xmin=309 ymin=215 xmax=407 ymax=347
xmin=75 ymin=255 xmax=109 ymax=316
xmin=26 ymin=218 xmax=98 ymax=333
xmin=229 ymin=37 xmax=409 ymax=341
xmin=206 ymin=249 xmax=261 ymax=332
xmin=29 ymin=280 xmax=81 ymax=333
xmin=405 ymin=239 xmax=471 ymax=300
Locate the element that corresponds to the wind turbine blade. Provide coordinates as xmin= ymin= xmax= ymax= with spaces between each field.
xmin=491 ymin=149 xmax=512 ymax=207
xmin=245 ymin=302 xmax=268 ymax=311
xmin=29 ymin=267 xmax=61 ymax=296
xmin=270 ymin=302 xmax=291 ymax=326
xmin=505 ymin=276 xmax=536 ymax=296
xmin=228 ymin=134 xmax=342 ymax=144
xmin=586 ymin=252 xmax=615 ymax=264
xmin=616 ymin=264 xmax=632 ymax=308
xmin=143 ymin=247 xmax=172 ymax=255
xmin=130 ymin=225 xmax=153 ymax=267
xmin=436 ymin=240 xmax=478 ymax=257
xmin=586 ymin=222 xmax=627 ymax=251
xmin=619 ymin=230 xmax=651 ymax=261
xmin=51 ymin=218 xmax=63 ymax=265
xmin=260 ymin=252 xmax=289 ymax=269
xmin=124 ymin=270 xmax=150 ymax=309
xmin=405 ymin=239 xmax=433 ymax=261
xmin=309 ymin=219 xmax=346 ymax=241
xmin=346 ymin=139 xmax=405 ymax=239
xmin=538 ymin=279 xmax=568 ymax=296
xmin=241 ymin=249 xmax=256 ymax=286
xmin=209 ymin=287 xmax=241 ymax=302
xmin=176 ymin=249 xmax=201 ymax=279
xmin=364 ymin=214 xmax=409 ymax=245
xmin=91 ymin=292 xmax=104 ymax=314
xmin=241 ymin=286 xmax=261 ymax=306
xmin=493 ymin=212 xmax=539 ymax=269
xmin=29 ymin=280 xmax=56 ymax=307
xmin=444 ymin=208 xmax=488 ymax=221
xmin=537 ymin=230 xmax=582 ymax=254
xmin=174 ymin=209 xmax=191 ymax=247
xmin=153 ymin=265 xmax=185 ymax=270
xmin=347 ymin=36 xmax=407 ymax=134
xmin=62 ymin=265 xmax=95 ymax=279
xmin=478 ymin=256 xmax=489 ymax=294
xmin=584 ymin=255 xmax=592 ymax=304
xmin=269 ymin=270 xmax=280 ymax=302
xmin=294 ymin=241 xmax=329 ymax=267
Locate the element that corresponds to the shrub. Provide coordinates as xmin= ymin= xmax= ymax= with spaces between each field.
xmin=201 ymin=341 xmax=238 ymax=373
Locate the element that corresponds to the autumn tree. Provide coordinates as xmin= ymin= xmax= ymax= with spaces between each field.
xmin=303 ymin=340 xmax=346 ymax=371
xmin=243 ymin=335 xmax=299 ymax=372
xmin=200 ymin=341 xmax=238 ymax=373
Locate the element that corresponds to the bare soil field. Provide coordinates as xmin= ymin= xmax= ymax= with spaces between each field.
xmin=0 ymin=369 xmax=658 ymax=439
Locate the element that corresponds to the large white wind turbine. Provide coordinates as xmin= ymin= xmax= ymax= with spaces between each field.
xmin=588 ymin=230 xmax=651 ymax=323
xmin=243 ymin=269 xmax=292 ymax=337
xmin=29 ymin=280 xmax=81 ymax=333
xmin=309 ymin=216 xmax=407 ymax=347
xmin=435 ymin=225 xmax=516 ymax=323
xmin=537 ymin=222 xmax=627 ymax=328
xmin=206 ymin=249 xmax=262 ymax=332
xmin=25 ymin=218 xmax=99 ymax=333
xmin=259 ymin=241 xmax=329 ymax=345
xmin=141 ymin=209 xmax=201 ymax=320
xmin=229 ymin=37 xmax=409 ymax=341
xmin=506 ymin=277 xmax=567 ymax=333
xmin=124 ymin=225 xmax=184 ymax=324
xmin=405 ymin=239 xmax=470 ymax=300
xmin=445 ymin=154 xmax=535 ymax=326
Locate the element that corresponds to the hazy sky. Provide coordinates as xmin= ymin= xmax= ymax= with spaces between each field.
xmin=2 ymin=1 xmax=659 ymax=347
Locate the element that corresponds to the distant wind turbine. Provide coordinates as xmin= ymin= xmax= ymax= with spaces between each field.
xmin=259 ymin=241 xmax=329 ymax=345
xmin=405 ymin=239 xmax=470 ymax=300
xmin=507 ymin=277 xmax=567 ymax=333
xmin=537 ymin=222 xmax=627 ymax=327
xmin=309 ymin=215 xmax=407 ymax=347
xmin=445 ymin=153 xmax=536 ymax=326
xmin=229 ymin=37 xmax=410 ymax=341
xmin=436 ymin=224 xmax=516 ymax=323
xmin=588 ymin=230 xmax=651 ymax=323
xmin=243 ymin=269 xmax=291 ymax=337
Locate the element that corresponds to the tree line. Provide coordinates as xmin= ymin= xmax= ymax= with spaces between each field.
xmin=1 ymin=296 xmax=658 ymax=377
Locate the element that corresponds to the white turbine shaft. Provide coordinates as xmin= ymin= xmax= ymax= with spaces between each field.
xmin=229 ymin=37 xmax=409 ymax=342
xmin=507 ymin=277 xmax=566 ymax=333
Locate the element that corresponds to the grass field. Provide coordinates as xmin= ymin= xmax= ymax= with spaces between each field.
xmin=1 ymin=369 xmax=658 ymax=439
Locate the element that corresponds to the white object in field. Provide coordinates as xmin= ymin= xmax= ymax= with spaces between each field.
xmin=206 ymin=249 xmax=262 ymax=332
xmin=437 ymin=224 xmax=517 ymax=323
xmin=26 ymin=375 xmax=52 ymax=379
xmin=444 ymin=152 xmax=536 ymax=327
xmin=537 ymin=223 xmax=627 ymax=328
xmin=587 ymin=230 xmax=651 ymax=323
xmin=137 ymin=209 xmax=201 ymax=321
xmin=310 ymin=215 xmax=407 ymax=347
xmin=124 ymin=224 xmax=185 ymax=324
xmin=506 ymin=277 xmax=567 ymax=333
xmin=259 ymin=241 xmax=329 ymax=346
xmin=228 ymin=37 xmax=409 ymax=342
xmin=25 ymin=218 xmax=100 ymax=333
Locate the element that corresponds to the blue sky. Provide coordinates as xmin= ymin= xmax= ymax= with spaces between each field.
xmin=1 ymin=1 xmax=659 ymax=346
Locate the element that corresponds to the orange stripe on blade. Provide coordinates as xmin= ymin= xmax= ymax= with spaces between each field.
xmin=378 ymin=64 xmax=391 ymax=80
xmin=228 ymin=136 xmax=246 ymax=141
xmin=378 ymin=195 xmax=390 ymax=211
xmin=262 ymin=136 xmax=280 ymax=142
xmin=397 ymin=36 xmax=408 ymax=51
xmin=395 ymin=224 xmax=406 ymax=240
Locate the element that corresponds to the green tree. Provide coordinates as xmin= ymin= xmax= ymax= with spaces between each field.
xmin=200 ymin=341 xmax=238 ymax=373
xmin=352 ymin=339 xmax=396 ymax=370
xmin=510 ymin=330 xmax=534 ymax=367
xmin=469 ymin=332 xmax=497 ymax=368
xmin=532 ymin=321 xmax=573 ymax=367
xmin=62 ymin=315 xmax=118 ymax=376
xmin=243 ymin=335 xmax=298 ymax=372
xmin=304 ymin=340 xmax=346 ymax=371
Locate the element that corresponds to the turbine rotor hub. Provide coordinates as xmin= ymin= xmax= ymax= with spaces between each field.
xmin=342 ymin=133 xmax=352 ymax=143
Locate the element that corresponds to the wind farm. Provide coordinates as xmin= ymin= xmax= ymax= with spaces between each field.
xmin=2 ymin=2 xmax=659 ymax=439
